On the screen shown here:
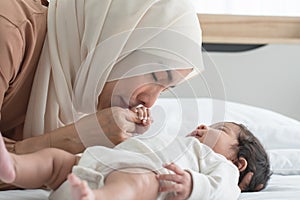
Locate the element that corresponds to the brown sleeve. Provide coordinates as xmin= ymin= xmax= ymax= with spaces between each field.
xmin=0 ymin=18 xmax=24 ymax=119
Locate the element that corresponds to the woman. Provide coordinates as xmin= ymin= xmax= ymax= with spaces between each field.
xmin=0 ymin=0 xmax=258 ymax=192
xmin=0 ymin=0 xmax=203 ymax=154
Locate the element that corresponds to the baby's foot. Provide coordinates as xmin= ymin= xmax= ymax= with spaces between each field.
xmin=68 ymin=173 xmax=95 ymax=200
xmin=0 ymin=134 xmax=16 ymax=183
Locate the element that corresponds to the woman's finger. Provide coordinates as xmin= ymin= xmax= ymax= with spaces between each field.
xmin=134 ymin=124 xmax=149 ymax=135
xmin=124 ymin=110 xmax=147 ymax=134
xmin=126 ymin=109 xmax=143 ymax=124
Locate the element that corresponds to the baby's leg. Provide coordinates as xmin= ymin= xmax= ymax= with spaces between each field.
xmin=68 ymin=173 xmax=95 ymax=200
xmin=69 ymin=168 xmax=159 ymax=200
xmin=99 ymin=168 xmax=159 ymax=200
xmin=0 ymin=134 xmax=77 ymax=190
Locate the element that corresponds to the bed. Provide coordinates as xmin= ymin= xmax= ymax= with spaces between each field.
xmin=0 ymin=98 xmax=299 ymax=199
xmin=153 ymin=98 xmax=300 ymax=200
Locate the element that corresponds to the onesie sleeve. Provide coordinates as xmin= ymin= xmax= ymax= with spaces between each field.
xmin=186 ymin=153 xmax=241 ymax=200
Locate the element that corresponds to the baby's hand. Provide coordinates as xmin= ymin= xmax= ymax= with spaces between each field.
xmin=156 ymin=163 xmax=192 ymax=200
xmin=131 ymin=105 xmax=152 ymax=126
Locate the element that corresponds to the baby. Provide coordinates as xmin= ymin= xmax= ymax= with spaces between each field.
xmin=0 ymin=108 xmax=271 ymax=200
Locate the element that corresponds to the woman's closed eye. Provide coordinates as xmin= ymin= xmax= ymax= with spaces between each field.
xmin=161 ymin=85 xmax=176 ymax=92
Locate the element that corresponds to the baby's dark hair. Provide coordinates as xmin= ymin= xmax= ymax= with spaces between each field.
xmin=231 ymin=122 xmax=272 ymax=192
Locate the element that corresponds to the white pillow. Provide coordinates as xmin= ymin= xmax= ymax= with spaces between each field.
xmin=153 ymin=98 xmax=300 ymax=175
xmin=153 ymin=98 xmax=300 ymax=150
xmin=247 ymin=125 xmax=300 ymax=150
xmin=268 ymin=149 xmax=300 ymax=175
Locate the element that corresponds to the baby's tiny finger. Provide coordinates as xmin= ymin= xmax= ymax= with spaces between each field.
xmin=163 ymin=163 xmax=185 ymax=175
xmin=142 ymin=106 xmax=149 ymax=120
xmin=142 ymin=117 xmax=153 ymax=126
xmin=136 ymin=107 xmax=145 ymax=120
xmin=157 ymin=174 xmax=182 ymax=183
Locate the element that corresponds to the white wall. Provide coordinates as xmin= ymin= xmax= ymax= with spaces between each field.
xmin=161 ymin=44 xmax=300 ymax=121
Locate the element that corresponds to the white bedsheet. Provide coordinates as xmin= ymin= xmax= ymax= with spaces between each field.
xmin=0 ymin=175 xmax=299 ymax=200
xmin=0 ymin=189 xmax=49 ymax=200
xmin=239 ymin=175 xmax=300 ymax=200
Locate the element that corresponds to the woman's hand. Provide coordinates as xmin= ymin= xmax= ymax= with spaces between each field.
xmin=156 ymin=163 xmax=192 ymax=200
xmin=96 ymin=106 xmax=152 ymax=145
xmin=5 ymin=106 xmax=152 ymax=154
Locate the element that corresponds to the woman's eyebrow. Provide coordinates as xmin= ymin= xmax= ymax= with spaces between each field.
xmin=166 ymin=70 xmax=173 ymax=82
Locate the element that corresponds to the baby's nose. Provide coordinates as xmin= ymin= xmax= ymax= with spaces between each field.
xmin=197 ymin=125 xmax=208 ymax=130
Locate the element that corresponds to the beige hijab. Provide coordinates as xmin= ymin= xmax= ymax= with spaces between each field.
xmin=23 ymin=0 xmax=203 ymax=139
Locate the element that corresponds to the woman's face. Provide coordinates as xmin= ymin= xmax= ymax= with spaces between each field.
xmin=98 ymin=69 xmax=192 ymax=110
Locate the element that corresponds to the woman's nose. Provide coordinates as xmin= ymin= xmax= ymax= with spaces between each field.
xmin=140 ymin=94 xmax=159 ymax=108
xmin=137 ymin=87 xmax=162 ymax=108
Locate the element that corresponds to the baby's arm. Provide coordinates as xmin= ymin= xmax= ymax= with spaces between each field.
xmin=156 ymin=163 xmax=192 ymax=200
xmin=185 ymin=161 xmax=240 ymax=200
xmin=0 ymin=133 xmax=77 ymax=190
xmin=157 ymin=160 xmax=240 ymax=200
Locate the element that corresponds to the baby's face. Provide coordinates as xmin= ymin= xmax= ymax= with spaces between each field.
xmin=187 ymin=122 xmax=240 ymax=160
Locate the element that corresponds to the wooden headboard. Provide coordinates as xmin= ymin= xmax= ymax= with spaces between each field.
xmin=198 ymin=14 xmax=300 ymax=44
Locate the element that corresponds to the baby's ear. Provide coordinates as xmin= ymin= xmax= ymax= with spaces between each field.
xmin=237 ymin=157 xmax=248 ymax=172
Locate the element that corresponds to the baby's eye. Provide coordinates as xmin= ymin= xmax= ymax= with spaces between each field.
xmin=218 ymin=127 xmax=227 ymax=133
